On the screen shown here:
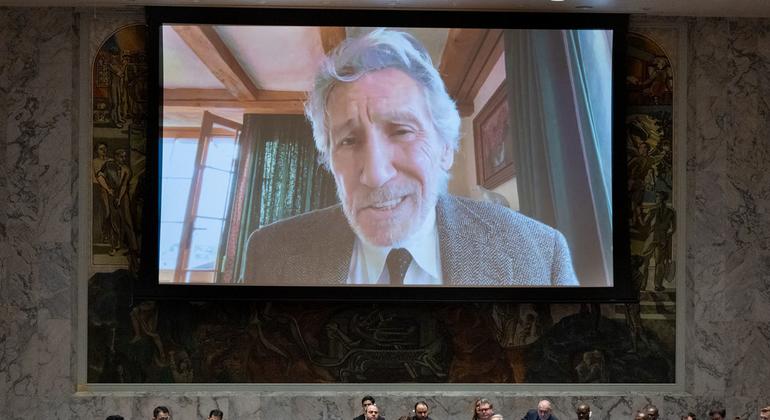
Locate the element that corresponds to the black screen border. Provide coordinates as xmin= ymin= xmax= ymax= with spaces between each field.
xmin=138 ymin=6 xmax=633 ymax=303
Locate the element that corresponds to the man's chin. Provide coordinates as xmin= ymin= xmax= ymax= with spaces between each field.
xmin=354 ymin=223 xmax=412 ymax=247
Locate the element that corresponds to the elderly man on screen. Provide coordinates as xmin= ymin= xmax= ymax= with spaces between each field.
xmin=244 ymin=29 xmax=577 ymax=286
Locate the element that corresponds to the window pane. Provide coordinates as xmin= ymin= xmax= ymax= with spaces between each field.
xmin=206 ymin=136 xmax=237 ymax=171
xmin=187 ymin=217 xmax=224 ymax=270
xmin=160 ymin=178 xmax=191 ymax=222
xmin=159 ymin=221 xmax=183 ymax=270
xmin=164 ymin=138 xmax=198 ymax=178
xmin=197 ymin=167 xmax=232 ymax=219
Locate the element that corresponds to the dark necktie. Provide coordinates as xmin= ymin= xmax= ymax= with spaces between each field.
xmin=386 ymin=248 xmax=413 ymax=285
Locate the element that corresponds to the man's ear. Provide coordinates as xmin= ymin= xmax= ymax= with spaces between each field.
xmin=439 ymin=144 xmax=454 ymax=171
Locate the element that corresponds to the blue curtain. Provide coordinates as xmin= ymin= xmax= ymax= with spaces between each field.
xmin=504 ymin=29 xmax=613 ymax=287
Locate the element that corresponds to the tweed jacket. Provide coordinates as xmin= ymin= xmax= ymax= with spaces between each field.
xmin=242 ymin=194 xmax=578 ymax=286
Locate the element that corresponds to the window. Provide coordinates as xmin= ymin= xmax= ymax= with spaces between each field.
xmin=159 ymin=111 xmax=242 ymax=283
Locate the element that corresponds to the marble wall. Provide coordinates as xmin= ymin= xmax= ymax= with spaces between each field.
xmin=1 ymin=7 xmax=769 ymax=420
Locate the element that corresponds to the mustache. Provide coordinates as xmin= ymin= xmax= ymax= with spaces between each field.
xmin=351 ymin=182 xmax=419 ymax=209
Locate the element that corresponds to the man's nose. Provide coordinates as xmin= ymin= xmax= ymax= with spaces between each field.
xmin=359 ymin=131 xmax=396 ymax=188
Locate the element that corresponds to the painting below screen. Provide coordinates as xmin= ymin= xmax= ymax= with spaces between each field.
xmin=158 ymin=24 xmax=615 ymax=288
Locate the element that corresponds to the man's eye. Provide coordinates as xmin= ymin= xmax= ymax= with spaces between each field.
xmin=392 ymin=128 xmax=414 ymax=137
xmin=337 ymin=137 xmax=356 ymax=147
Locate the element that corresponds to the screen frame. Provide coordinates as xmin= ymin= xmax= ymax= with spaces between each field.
xmin=138 ymin=6 xmax=633 ymax=303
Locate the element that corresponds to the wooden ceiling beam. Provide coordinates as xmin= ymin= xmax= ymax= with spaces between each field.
xmin=319 ymin=27 xmax=346 ymax=54
xmin=173 ymin=25 xmax=261 ymax=101
xmin=439 ymin=28 xmax=505 ymax=117
xmin=163 ymin=88 xmax=306 ymax=115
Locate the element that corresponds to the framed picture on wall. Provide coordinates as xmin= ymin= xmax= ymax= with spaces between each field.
xmin=473 ymin=82 xmax=516 ymax=189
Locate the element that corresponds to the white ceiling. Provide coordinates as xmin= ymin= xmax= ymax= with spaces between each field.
xmin=2 ymin=0 xmax=770 ymax=18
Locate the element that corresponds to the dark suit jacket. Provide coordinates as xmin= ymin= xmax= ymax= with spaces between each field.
xmin=522 ymin=410 xmax=559 ymax=420
xmin=244 ymin=194 xmax=577 ymax=286
xmin=353 ymin=415 xmax=385 ymax=420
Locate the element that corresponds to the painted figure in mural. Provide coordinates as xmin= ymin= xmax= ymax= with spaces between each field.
xmin=576 ymin=403 xmax=591 ymax=420
xmin=93 ymin=142 xmax=112 ymax=244
xmin=624 ymin=254 xmax=646 ymax=353
xmin=97 ymin=150 xmax=124 ymax=255
xmin=107 ymin=48 xmax=129 ymax=128
xmin=627 ymin=55 xmax=672 ymax=105
xmin=244 ymin=28 xmax=576 ymax=287
xmin=130 ymin=301 xmax=166 ymax=366
xmin=98 ymin=148 xmax=139 ymax=260
xmin=114 ymin=148 xmax=139 ymax=258
xmin=522 ymin=400 xmax=559 ymax=420
xmin=575 ymin=350 xmax=608 ymax=383
xmin=642 ymin=191 xmax=676 ymax=291
xmin=627 ymin=115 xmax=666 ymax=226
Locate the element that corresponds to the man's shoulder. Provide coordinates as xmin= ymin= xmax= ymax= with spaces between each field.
xmin=243 ymin=204 xmax=355 ymax=284
xmin=251 ymin=204 xmax=346 ymax=239
xmin=442 ymin=195 xmax=559 ymax=239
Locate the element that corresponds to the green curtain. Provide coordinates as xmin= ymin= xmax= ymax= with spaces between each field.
xmin=233 ymin=114 xmax=338 ymax=280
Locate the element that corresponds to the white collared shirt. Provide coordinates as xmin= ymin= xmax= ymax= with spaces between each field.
xmin=346 ymin=208 xmax=443 ymax=285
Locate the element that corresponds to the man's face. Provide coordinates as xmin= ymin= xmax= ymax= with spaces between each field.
xmin=760 ymin=411 xmax=770 ymax=420
xmin=414 ymin=403 xmax=429 ymax=420
xmin=362 ymin=400 xmax=374 ymax=414
xmin=537 ymin=402 xmax=552 ymax=420
xmin=477 ymin=403 xmax=493 ymax=420
xmin=365 ymin=405 xmax=379 ymax=420
xmin=576 ymin=405 xmax=590 ymax=420
xmin=208 ymin=417 xmax=222 ymax=420
xmin=709 ymin=414 xmax=724 ymax=420
xmin=646 ymin=408 xmax=659 ymax=420
xmin=154 ymin=412 xmax=170 ymax=420
xmin=327 ymin=68 xmax=453 ymax=247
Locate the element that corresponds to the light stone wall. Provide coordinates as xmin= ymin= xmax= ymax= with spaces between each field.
xmin=1 ymin=8 xmax=769 ymax=420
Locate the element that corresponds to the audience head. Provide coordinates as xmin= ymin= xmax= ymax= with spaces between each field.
xmin=576 ymin=403 xmax=591 ymax=420
xmin=361 ymin=396 xmax=376 ymax=413
xmin=106 ymin=416 xmax=124 ymax=420
xmin=208 ymin=409 xmax=224 ymax=420
xmin=537 ymin=400 xmax=553 ymax=420
xmin=645 ymin=405 xmax=660 ymax=420
xmin=477 ymin=398 xmax=494 ymax=420
xmin=681 ymin=413 xmax=696 ymax=420
xmin=708 ymin=407 xmax=726 ymax=420
xmin=414 ymin=401 xmax=430 ymax=420
xmin=635 ymin=411 xmax=647 ymax=420
xmin=473 ymin=398 xmax=483 ymax=420
xmin=760 ymin=406 xmax=770 ymax=420
xmin=366 ymin=403 xmax=381 ymax=420
xmin=152 ymin=406 xmax=171 ymax=420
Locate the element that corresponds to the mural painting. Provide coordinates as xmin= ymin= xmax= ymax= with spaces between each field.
xmin=88 ymin=29 xmax=677 ymax=383
xmin=91 ymin=24 xmax=148 ymax=270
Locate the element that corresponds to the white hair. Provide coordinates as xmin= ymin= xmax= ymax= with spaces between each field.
xmin=305 ymin=28 xmax=461 ymax=168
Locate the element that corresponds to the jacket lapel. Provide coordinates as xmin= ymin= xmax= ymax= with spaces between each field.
xmin=437 ymin=195 xmax=514 ymax=286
